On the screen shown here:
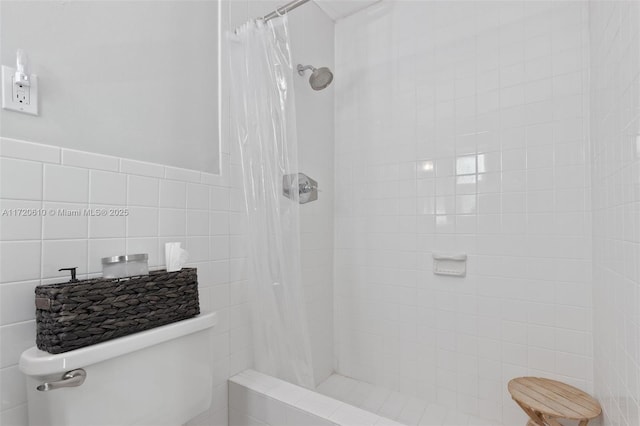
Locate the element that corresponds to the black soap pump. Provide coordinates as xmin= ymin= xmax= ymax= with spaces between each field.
xmin=58 ymin=267 xmax=79 ymax=283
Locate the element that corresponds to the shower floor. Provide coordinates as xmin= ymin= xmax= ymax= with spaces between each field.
xmin=316 ymin=374 xmax=500 ymax=426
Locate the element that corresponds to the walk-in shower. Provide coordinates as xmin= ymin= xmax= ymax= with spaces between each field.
xmin=227 ymin=0 xmax=631 ymax=425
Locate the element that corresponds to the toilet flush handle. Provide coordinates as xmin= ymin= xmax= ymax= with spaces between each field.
xmin=36 ymin=369 xmax=86 ymax=391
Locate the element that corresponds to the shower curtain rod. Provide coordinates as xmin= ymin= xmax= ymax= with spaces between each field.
xmin=262 ymin=0 xmax=311 ymax=22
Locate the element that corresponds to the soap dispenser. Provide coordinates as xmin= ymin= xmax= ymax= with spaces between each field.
xmin=58 ymin=267 xmax=79 ymax=283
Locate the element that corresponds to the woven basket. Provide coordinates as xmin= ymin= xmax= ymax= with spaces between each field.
xmin=35 ymin=268 xmax=200 ymax=354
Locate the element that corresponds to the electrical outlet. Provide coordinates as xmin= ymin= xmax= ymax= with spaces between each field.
xmin=2 ymin=65 xmax=38 ymax=115
xmin=13 ymin=82 xmax=30 ymax=105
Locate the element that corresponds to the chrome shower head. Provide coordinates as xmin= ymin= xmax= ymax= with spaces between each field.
xmin=297 ymin=64 xmax=333 ymax=91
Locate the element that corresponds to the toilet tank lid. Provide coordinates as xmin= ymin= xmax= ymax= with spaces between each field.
xmin=19 ymin=312 xmax=217 ymax=376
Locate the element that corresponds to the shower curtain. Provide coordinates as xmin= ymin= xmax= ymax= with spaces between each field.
xmin=227 ymin=16 xmax=315 ymax=389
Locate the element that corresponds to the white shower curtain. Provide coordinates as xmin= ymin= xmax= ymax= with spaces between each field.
xmin=227 ymin=16 xmax=314 ymax=389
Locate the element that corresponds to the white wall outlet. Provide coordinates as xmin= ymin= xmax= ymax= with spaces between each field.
xmin=2 ymin=65 xmax=38 ymax=116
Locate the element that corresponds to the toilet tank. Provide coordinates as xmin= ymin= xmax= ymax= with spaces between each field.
xmin=20 ymin=313 xmax=217 ymax=426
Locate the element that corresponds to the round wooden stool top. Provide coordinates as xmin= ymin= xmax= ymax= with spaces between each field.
xmin=508 ymin=377 xmax=601 ymax=425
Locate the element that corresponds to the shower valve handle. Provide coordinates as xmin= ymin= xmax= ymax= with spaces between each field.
xmin=283 ymin=173 xmax=318 ymax=204
xmin=299 ymin=181 xmax=317 ymax=194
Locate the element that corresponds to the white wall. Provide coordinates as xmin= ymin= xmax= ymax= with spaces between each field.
xmin=0 ymin=1 xmax=333 ymax=425
xmin=334 ymin=2 xmax=592 ymax=424
xmin=0 ymin=0 xmax=219 ymax=173
xmin=590 ymin=2 xmax=640 ymax=425
xmin=0 ymin=2 xmax=235 ymax=424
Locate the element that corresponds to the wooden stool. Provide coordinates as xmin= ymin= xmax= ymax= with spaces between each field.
xmin=508 ymin=377 xmax=601 ymax=426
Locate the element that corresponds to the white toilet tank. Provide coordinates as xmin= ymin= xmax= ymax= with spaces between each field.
xmin=19 ymin=313 xmax=217 ymax=426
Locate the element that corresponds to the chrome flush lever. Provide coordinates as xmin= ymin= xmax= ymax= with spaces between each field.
xmin=37 ymin=369 xmax=86 ymax=391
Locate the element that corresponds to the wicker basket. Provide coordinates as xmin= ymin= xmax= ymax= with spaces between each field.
xmin=35 ymin=268 xmax=200 ymax=354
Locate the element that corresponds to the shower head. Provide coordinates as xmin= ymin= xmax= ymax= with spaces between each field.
xmin=297 ymin=64 xmax=333 ymax=91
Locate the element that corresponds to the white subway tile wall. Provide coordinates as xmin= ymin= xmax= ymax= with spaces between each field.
xmin=0 ymin=136 xmax=237 ymax=425
xmin=590 ymin=2 xmax=640 ymax=426
xmin=334 ymin=2 xmax=592 ymax=425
